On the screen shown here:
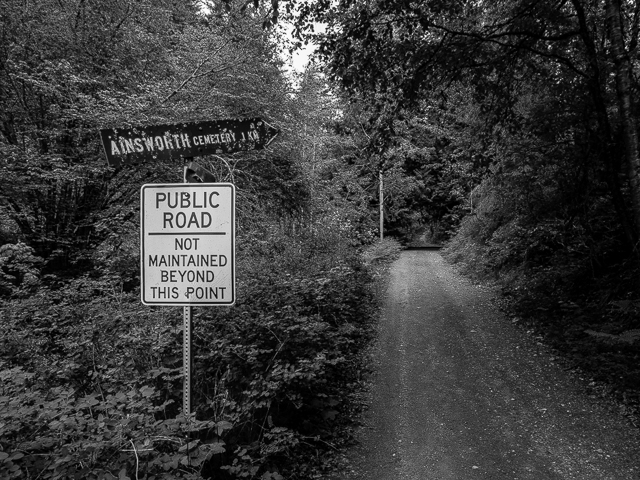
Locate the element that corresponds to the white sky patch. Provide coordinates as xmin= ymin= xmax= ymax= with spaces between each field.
xmin=277 ymin=21 xmax=323 ymax=77
xmin=290 ymin=42 xmax=316 ymax=73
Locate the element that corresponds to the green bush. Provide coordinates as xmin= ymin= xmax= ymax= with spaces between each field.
xmin=0 ymin=222 xmax=376 ymax=479
xmin=0 ymin=365 xmax=214 ymax=480
xmin=0 ymin=242 xmax=43 ymax=297
xmin=361 ymin=238 xmax=403 ymax=265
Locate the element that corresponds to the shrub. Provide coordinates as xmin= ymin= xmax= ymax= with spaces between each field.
xmin=361 ymin=237 xmax=403 ymax=265
xmin=0 ymin=242 xmax=43 ymax=297
xmin=0 ymin=221 xmax=377 ymax=479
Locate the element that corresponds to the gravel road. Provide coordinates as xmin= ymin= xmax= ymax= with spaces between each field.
xmin=332 ymin=250 xmax=640 ymax=479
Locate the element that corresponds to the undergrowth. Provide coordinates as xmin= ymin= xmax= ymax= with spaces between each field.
xmin=0 ymin=224 xmax=378 ymax=479
xmin=361 ymin=238 xmax=403 ymax=266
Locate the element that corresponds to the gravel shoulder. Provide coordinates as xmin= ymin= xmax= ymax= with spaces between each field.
xmin=329 ymin=250 xmax=640 ymax=479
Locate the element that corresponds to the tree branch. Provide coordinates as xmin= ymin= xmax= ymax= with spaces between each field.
xmin=427 ymin=22 xmax=587 ymax=78
xmin=162 ymin=58 xmax=209 ymax=104
xmin=162 ymin=39 xmax=236 ymax=103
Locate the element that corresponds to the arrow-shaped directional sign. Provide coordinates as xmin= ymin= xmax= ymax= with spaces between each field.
xmin=100 ymin=118 xmax=279 ymax=167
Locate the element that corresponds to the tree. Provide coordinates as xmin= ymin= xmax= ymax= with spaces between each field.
xmin=0 ymin=0 xmax=311 ymax=262
xmin=605 ymin=0 xmax=640 ymax=239
xmin=0 ymin=0 xmax=201 ymax=258
xmin=252 ymin=0 xmax=640 ymax=250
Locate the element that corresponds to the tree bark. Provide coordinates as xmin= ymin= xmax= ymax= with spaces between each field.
xmin=571 ymin=0 xmax=637 ymax=249
xmin=606 ymin=0 xmax=640 ymax=245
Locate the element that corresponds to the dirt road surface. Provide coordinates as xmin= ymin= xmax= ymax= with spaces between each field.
xmin=333 ymin=251 xmax=640 ymax=479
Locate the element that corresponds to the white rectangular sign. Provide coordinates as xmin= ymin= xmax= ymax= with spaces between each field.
xmin=140 ymin=183 xmax=235 ymax=306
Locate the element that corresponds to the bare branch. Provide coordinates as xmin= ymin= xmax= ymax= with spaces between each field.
xmin=428 ymin=22 xmax=587 ymax=78
xmin=162 ymin=58 xmax=209 ymax=104
xmin=162 ymin=38 xmax=239 ymax=103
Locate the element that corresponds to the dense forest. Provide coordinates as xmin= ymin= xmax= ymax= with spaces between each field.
xmin=1 ymin=0 xmax=640 ymax=478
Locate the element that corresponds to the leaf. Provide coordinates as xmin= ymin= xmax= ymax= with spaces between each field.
xmin=322 ymin=409 xmax=338 ymax=421
xmin=178 ymin=439 xmax=200 ymax=453
xmin=618 ymin=330 xmax=640 ymax=343
xmin=610 ymin=300 xmax=633 ymax=311
xmin=201 ymin=442 xmax=226 ymax=455
xmin=79 ymin=394 xmax=100 ymax=407
xmin=215 ymin=420 xmax=233 ymax=435
xmin=585 ymin=329 xmax=640 ymax=344
xmin=139 ymin=385 xmax=155 ymax=398
xmin=262 ymin=472 xmax=284 ymax=480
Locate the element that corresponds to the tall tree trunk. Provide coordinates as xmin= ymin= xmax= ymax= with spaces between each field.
xmin=606 ymin=0 xmax=640 ymax=245
xmin=572 ymin=0 xmax=637 ymax=248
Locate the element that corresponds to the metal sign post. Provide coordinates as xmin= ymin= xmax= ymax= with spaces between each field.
xmin=181 ymin=162 xmax=217 ymax=418
xmin=379 ymin=170 xmax=384 ymax=240
xmin=182 ymin=164 xmax=197 ymax=419
xmin=183 ymin=304 xmax=193 ymax=416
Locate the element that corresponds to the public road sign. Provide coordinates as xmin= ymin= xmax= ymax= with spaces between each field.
xmin=101 ymin=118 xmax=279 ymax=167
xmin=140 ymin=183 xmax=235 ymax=306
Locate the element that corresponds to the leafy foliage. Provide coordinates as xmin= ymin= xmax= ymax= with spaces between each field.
xmin=0 ymin=242 xmax=43 ymax=297
xmin=0 ymin=1 xmax=384 ymax=479
xmin=361 ymin=237 xmax=403 ymax=265
xmin=1 ymin=219 xmax=377 ymax=479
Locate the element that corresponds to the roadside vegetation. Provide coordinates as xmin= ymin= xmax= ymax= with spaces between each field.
xmin=1 ymin=221 xmax=385 ymax=479
xmin=0 ymin=1 xmax=386 ymax=478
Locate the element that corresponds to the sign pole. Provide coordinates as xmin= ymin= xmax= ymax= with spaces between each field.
xmin=179 ymin=159 xmax=218 ymax=419
xmin=183 ymin=304 xmax=193 ymax=417
xmin=183 ymin=164 xmax=193 ymax=418
xmin=379 ymin=170 xmax=384 ymax=240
